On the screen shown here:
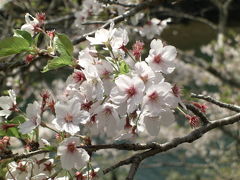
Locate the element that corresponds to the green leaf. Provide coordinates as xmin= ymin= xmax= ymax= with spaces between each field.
xmin=9 ymin=115 xmax=26 ymax=124
xmin=0 ymin=37 xmax=30 ymax=57
xmin=33 ymin=33 xmax=41 ymax=46
xmin=119 ymin=60 xmax=129 ymax=74
xmin=41 ymin=145 xmax=57 ymax=152
xmin=7 ymin=127 xmax=20 ymax=138
xmin=42 ymin=55 xmax=73 ymax=72
xmin=0 ymin=129 xmax=6 ymax=136
xmin=54 ymin=33 xmax=73 ymax=56
xmin=14 ymin=30 xmax=33 ymax=45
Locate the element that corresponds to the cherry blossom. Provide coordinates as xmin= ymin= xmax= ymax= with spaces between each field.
xmin=74 ymin=0 xmax=101 ymax=28
xmin=110 ymin=75 xmax=145 ymax=114
xmin=146 ymin=39 xmax=177 ymax=74
xmin=32 ymin=158 xmax=55 ymax=177
xmin=110 ymin=28 xmax=129 ymax=53
xmin=31 ymin=173 xmax=49 ymax=180
xmin=142 ymin=82 xmax=175 ymax=116
xmin=116 ymin=122 xmax=145 ymax=141
xmin=95 ymin=59 xmax=114 ymax=95
xmin=52 ymin=98 xmax=90 ymax=135
xmin=1 ymin=12 xmax=184 ymax=179
xmin=95 ymin=103 xmax=121 ymax=137
xmin=78 ymin=48 xmax=98 ymax=68
xmin=18 ymin=101 xmax=41 ymax=134
xmin=0 ymin=89 xmax=17 ymax=118
xmin=75 ymin=167 xmax=100 ymax=180
xmin=133 ymin=61 xmax=163 ymax=88
xmin=57 ymin=137 xmax=90 ymax=170
xmin=141 ymin=109 xmax=175 ymax=136
xmin=66 ymin=69 xmax=86 ymax=88
xmin=82 ymin=65 xmax=104 ymax=100
xmin=139 ymin=18 xmax=171 ymax=39
xmin=86 ymin=23 xmax=116 ymax=45
xmin=21 ymin=13 xmax=39 ymax=36
xmin=55 ymin=176 xmax=69 ymax=180
xmin=6 ymin=160 xmax=32 ymax=180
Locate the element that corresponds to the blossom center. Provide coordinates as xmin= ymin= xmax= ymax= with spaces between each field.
xmin=104 ymin=107 xmax=112 ymax=115
xmin=172 ymin=84 xmax=180 ymax=97
xmin=67 ymin=142 xmax=77 ymax=153
xmin=43 ymin=162 xmax=53 ymax=173
xmin=81 ymin=101 xmax=93 ymax=111
xmin=73 ymin=71 xmax=86 ymax=83
xmin=126 ymin=86 xmax=137 ymax=97
xmin=31 ymin=116 xmax=38 ymax=125
xmin=64 ymin=113 xmax=73 ymax=123
xmin=140 ymin=75 xmax=148 ymax=83
xmin=148 ymin=91 xmax=158 ymax=101
xmin=153 ymin=54 xmax=162 ymax=64
xmin=102 ymin=70 xmax=110 ymax=79
xmin=17 ymin=163 xmax=27 ymax=172
xmin=8 ymin=103 xmax=18 ymax=112
xmin=90 ymin=114 xmax=97 ymax=123
xmin=186 ymin=115 xmax=200 ymax=128
xmin=147 ymin=20 xmax=152 ymax=26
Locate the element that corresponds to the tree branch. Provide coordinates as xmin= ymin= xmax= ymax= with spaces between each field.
xmin=191 ymin=93 xmax=240 ymax=112
xmin=102 ymin=113 xmax=240 ymax=175
xmin=157 ymin=6 xmax=217 ymax=30
xmin=98 ymin=0 xmax=137 ymax=8
xmin=72 ymin=0 xmax=161 ymax=45
xmin=2 ymin=113 xmax=240 ymax=165
xmin=126 ymin=156 xmax=141 ymax=180
xmin=0 ymin=149 xmax=49 ymax=161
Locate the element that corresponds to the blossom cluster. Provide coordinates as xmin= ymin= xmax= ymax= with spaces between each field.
xmin=73 ymin=0 xmax=170 ymax=39
xmin=61 ymin=23 xmax=180 ymax=138
xmin=0 ymin=13 xmax=182 ymax=179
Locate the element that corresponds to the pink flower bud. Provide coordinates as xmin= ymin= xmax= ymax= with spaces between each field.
xmin=47 ymin=99 xmax=55 ymax=114
xmin=25 ymin=54 xmax=35 ymax=63
xmin=75 ymin=171 xmax=85 ymax=180
xmin=119 ymin=44 xmax=128 ymax=52
xmin=186 ymin=115 xmax=200 ymax=128
xmin=47 ymin=30 xmax=55 ymax=39
xmin=132 ymin=41 xmax=144 ymax=60
xmin=192 ymin=102 xmax=208 ymax=113
xmin=36 ymin=12 xmax=46 ymax=23
xmin=172 ymin=84 xmax=181 ymax=97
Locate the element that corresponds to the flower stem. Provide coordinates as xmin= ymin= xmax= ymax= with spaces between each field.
xmin=41 ymin=122 xmax=59 ymax=134
xmin=177 ymin=107 xmax=187 ymax=116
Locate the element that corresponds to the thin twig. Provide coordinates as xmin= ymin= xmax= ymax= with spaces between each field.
xmin=98 ymin=0 xmax=137 ymax=8
xmin=157 ymin=6 xmax=217 ymax=30
xmin=81 ymin=21 xmax=106 ymax=25
xmin=7 ymin=165 xmax=16 ymax=180
xmin=191 ymin=93 xmax=240 ymax=112
xmin=0 ymin=149 xmax=50 ymax=161
xmin=72 ymin=0 xmax=161 ymax=45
